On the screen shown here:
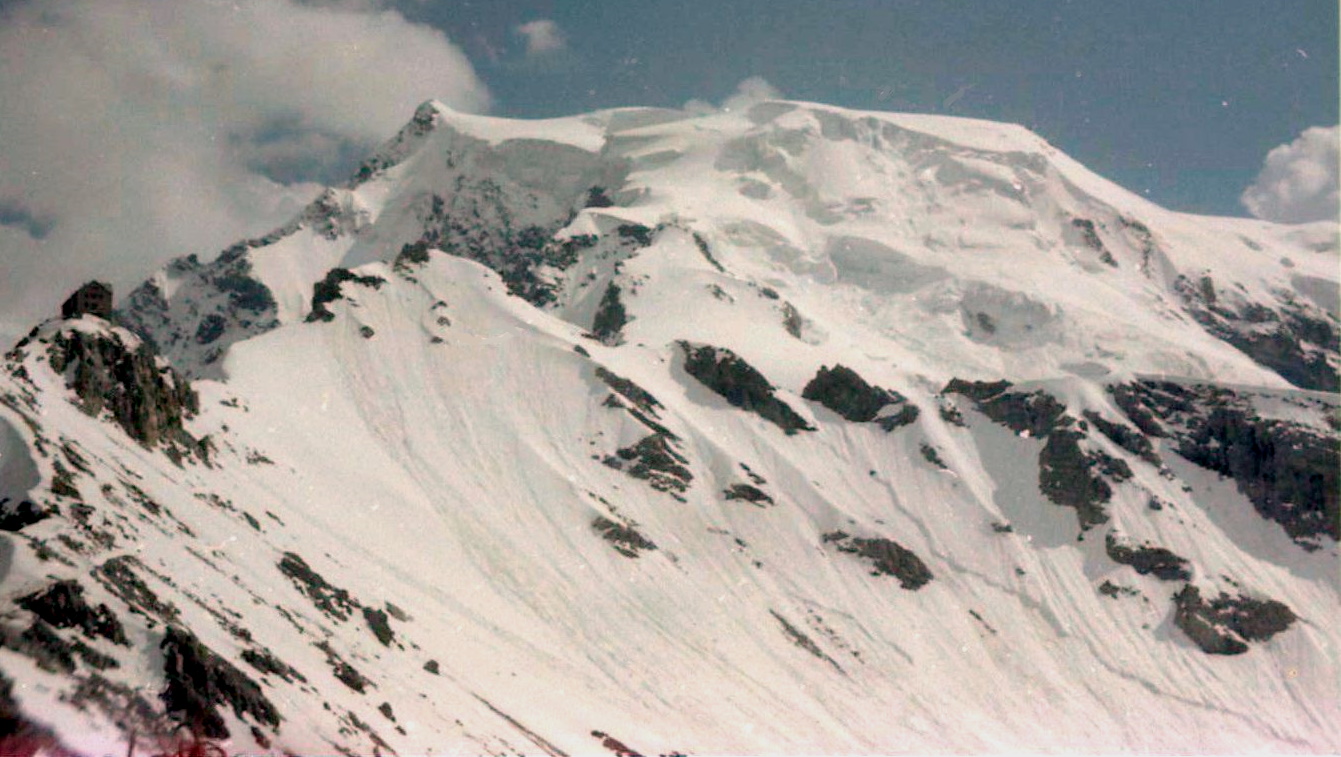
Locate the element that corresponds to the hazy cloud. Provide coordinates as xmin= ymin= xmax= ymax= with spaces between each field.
xmin=515 ymin=19 xmax=566 ymax=57
xmin=1241 ymin=126 xmax=1340 ymax=224
xmin=723 ymin=76 xmax=783 ymax=111
xmin=684 ymin=76 xmax=784 ymax=114
xmin=0 ymin=0 xmax=489 ymax=343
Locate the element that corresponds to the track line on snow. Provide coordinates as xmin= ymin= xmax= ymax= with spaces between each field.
xmin=473 ymin=694 xmax=570 ymax=757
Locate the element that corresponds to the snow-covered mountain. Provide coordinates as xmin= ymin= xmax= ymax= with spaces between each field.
xmin=1 ymin=99 xmax=1337 ymax=755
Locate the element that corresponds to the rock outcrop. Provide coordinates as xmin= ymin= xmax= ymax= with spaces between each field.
xmin=1112 ymin=380 xmax=1338 ymax=546
xmin=679 ymin=342 xmax=814 ymax=434
xmin=802 ymin=364 xmax=915 ymax=427
xmin=45 ymin=324 xmax=204 ymax=457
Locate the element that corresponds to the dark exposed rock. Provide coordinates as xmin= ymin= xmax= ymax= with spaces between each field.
xmin=65 ymin=636 xmax=119 ymax=671
xmin=876 ymin=403 xmax=921 ymax=431
xmin=1119 ymin=216 xmax=1159 ymax=271
xmin=316 ymin=641 xmax=372 ymax=693
xmin=947 ymin=379 xmax=1117 ymax=531
xmin=1038 ymin=430 xmax=1113 ymax=531
xmin=350 ymin=101 xmax=442 ymax=186
xmin=739 ymin=462 xmax=767 ymax=485
xmin=780 ymin=301 xmax=804 ymax=339
xmin=0 ymin=497 xmax=48 ymax=531
xmin=943 ymin=378 xmax=1013 ymax=403
xmin=3 ymin=618 xmax=117 ymax=673
xmin=213 ymin=268 xmax=277 ymax=314
xmin=1098 ymin=580 xmax=1140 ymax=599
xmin=723 ymin=483 xmax=774 ymax=506
xmin=50 ymin=462 xmax=80 ymax=499
xmin=1109 ymin=383 xmax=1174 ymax=438
xmin=591 ymin=283 xmax=628 ymax=345
xmin=242 ymin=648 xmax=307 ymax=684
xmin=18 ymin=580 xmax=127 ymax=645
xmin=592 ymin=516 xmax=658 ymax=558
xmin=822 ymin=531 xmax=933 ymax=590
xmin=1172 ymin=585 xmax=1296 ymax=655
xmin=802 ymin=364 xmax=904 ymax=423
xmin=1174 ymin=274 xmax=1339 ymax=392
xmin=422 ymin=660 xmax=440 ymax=675
xmin=1104 ymin=534 xmax=1191 ymax=581
xmin=943 ymin=379 xmax=1066 ymax=437
xmin=1090 ymin=448 xmax=1134 ymax=482
xmin=603 ymin=433 xmax=692 ymax=497
xmin=585 ymin=186 xmax=615 ymax=208
xmin=1112 ymin=380 xmax=1338 ymax=544
xmin=692 ymin=232 xmax=725 ymax=272
xmin=966 ymin=610 xmax=999 ymax=638
xmin=394 ymin=241 xmax=433 ymax=273
xmin=594 ymin=367 xmax=663 ymax=417
xmin=160 ymin=626 xmax=280 ymax=739
xmin=362 ymin=607 xmax=395 ymax=647
xmin=193 ymin=314 xmax=226 ymax=346
xmin=591 ymin=729 xmax=644 ymax=757
xmin=919 ymin=444 xmax=948 ymax=470
xmin=116 ymin=247 xmax=281 ymax=377
xmin=306 ymin=268 xmax=387 ymax=323
xmin=1082 ymin=410 xmax=1161 ymax=466
xmin=397 ymin=177 xmax=597 ymax=306
xmin=278 ymin=552 xmax=359 ymax=622
xmin=769 ymin=610 xmax=842 ymax=672
xmin=1071 ymin=218 xmax=1116 ymax=266
xmin=617 ymin=223 xmax=654 ymax=247
xmin=679 ymin=342 xmax=814 ymax=433
xmin=46 ymin=326 xmax=201 ymax=453
xmin=2 ymin=620 xmax=74 ymax=673
xmin=938 ymin=403 xmax=967 ymax=427
xmin=94 ymin=555 xmax=180 ymax=625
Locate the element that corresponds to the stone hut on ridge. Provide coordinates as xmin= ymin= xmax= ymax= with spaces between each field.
xmin=61 ymin=281 xmax=113 ymax=319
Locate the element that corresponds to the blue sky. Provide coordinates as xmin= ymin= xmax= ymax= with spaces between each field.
xmin=403 ymin=0 xmax=1338 ymax=219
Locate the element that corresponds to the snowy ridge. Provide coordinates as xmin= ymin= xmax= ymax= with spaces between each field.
xmin=0 ymin=100 xmax=1337 ymax=755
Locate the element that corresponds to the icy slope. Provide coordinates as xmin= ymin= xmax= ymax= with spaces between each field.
xmin=117 ymin=99 xmax=1338 ymax=390
xmin=0 ymin=99 xmax=1337 ymax=755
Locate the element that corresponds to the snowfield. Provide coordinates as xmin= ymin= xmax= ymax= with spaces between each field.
xmin=0 ymin=99 xmax=1337 ymax=755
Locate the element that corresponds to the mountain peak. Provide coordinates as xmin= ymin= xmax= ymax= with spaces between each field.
xmin=2 ymin=97 xmax=1335 ymax=755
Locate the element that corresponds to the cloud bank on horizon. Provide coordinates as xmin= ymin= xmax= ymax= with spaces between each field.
xmin=0 ymin=0 xmax=488 ymax=340
xmin=1242 ymin=126 xmax=1340 ymax=224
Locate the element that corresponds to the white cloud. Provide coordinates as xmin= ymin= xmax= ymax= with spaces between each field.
xmin=0 ymin=0 xmax=489 ymax=343
xmin=1241 ymin=125 xmax=1340 ymax=224
xmin=722 ymin=76 xmax=783 ymax=112
xmin=515 ymin=19 xmax=566 ymax=57
xmin=684 ymin=76 xmax=784 ymax=114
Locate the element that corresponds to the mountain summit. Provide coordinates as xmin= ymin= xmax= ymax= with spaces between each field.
xmin=1 ymin=100 xmax=1337 ymax=755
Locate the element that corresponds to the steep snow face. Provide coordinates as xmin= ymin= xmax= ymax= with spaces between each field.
xmin=590 ymin=101 xmax=1337 ymax=389
xmin=116 ymin=101 xmax=618 ymax=379
xmin=1 ymin=101 xmax=1338 ymax=755
xmin=119 ymin=99 xmax=1337 ymax=391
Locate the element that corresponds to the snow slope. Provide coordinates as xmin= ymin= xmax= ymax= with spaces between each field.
xmin=0 ymin=99 xmax=1337 ymax=755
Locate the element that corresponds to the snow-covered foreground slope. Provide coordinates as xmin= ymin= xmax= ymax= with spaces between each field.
xmin=1 ymin=100 xmax=1337 ymax=755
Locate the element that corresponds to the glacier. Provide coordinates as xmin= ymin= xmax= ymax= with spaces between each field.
xmin=0 ymin=98 xmax=1336 ymax=755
